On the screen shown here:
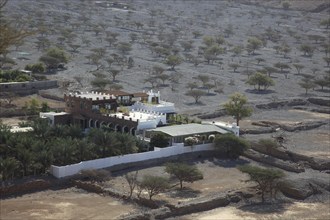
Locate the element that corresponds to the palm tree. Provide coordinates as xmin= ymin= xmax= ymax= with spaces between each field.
xmin=115 ymin=133 xmax=138 ymax=155
xmin=88 ymin=129 xmax=119 ymax=157
xmin=32 ymin=141 xmax=54 ymax=174
xmin=0 ymin=157 xmax=19 ymax=181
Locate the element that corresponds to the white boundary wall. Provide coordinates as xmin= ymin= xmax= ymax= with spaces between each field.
xmin=50 ymin=143 xmax=214 ymax=178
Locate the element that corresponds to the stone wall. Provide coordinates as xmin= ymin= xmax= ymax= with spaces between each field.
xmin=0 ymin=80 xmax=58 ymax=95
xmin=0 ymin=179 xmax=51 ymax=197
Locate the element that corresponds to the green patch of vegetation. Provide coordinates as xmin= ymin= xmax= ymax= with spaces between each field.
xmin=0 ymin=119 xmax=149 ymax=182
xmin=0 ymin=69 xmax=31 ymax=83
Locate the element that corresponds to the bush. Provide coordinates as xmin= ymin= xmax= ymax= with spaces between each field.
xmin=149 ymin=132 xmax=170 ymax=148
xmin=0 ymin=69 xmax=31 ymax=82
xmin=79 ymin=169 xmax=111 ymax=183
xmin=25 ymin=63 xmax=45 ymax=73
xmin=184 ymin=136 xmax=199 ymax=146
xmin=214 ymin=133 xmax=249 ymax=159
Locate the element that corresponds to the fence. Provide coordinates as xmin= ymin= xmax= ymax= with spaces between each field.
xmin=50 ymin=143 xmax=214 ymax=178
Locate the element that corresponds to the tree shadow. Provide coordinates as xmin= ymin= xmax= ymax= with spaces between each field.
xmin=167 ymin=187 xmax=201 ymax=199
xmin=297 ymin=93 xmax=316 ymax=97
xmin=206 ymin=93 xmax=217 ymax=96
xmin=212 ymin=158 xmax=250 ymax=168
xmin=315 ymin=89 xmax=330 ymax=93
xmin=245 ymin=89 xmax=275 ymax=94
xmin=185 ymin=102 xmax=206 ymax=106
xmin=238 ymin=201 xmax=291 ymax=214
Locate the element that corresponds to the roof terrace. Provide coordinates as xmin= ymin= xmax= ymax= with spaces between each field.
xmin=68 ymin=91 xmax=116 ymax=100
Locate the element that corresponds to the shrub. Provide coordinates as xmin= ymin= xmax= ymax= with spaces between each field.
xmin=214 ymin=133 xmax=249 ymax=159
xmin=79 ymin=169 xmax=111 ymax=183
xmin=184 ymin=136 xmax=199 ymax=146
xmin=25 ymin=63 xmax=45 ymax=73
xmin=149 ymin=132 xmax=170 ymax=148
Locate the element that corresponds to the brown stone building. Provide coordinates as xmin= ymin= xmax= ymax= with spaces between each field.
xmin=62 ymin=91 xmax=138 ymax=134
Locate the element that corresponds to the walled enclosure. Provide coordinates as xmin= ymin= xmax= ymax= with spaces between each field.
xmin=50 ymin=143 xmax=214 ymax=178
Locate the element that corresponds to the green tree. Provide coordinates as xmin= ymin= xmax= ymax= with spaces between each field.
xmin=320 ymin=18 xmax=330 ymax=29
xmin=229 ymin=63 xmax=241 ymax=72
xmin=238 ymin=165 xmax=284 ymax=202
xmin=292 ymin=63 xmax=304 ymax=75
xmin=45 ymin=47 xmax=69 ymax=63
xmin=88 ymin=129 xmax=119 ymax=157
xmin=314 ymin=75 xmax=330 ymax=90
xmin=40 ymin=102 xmax=50 ymax=112
xmin=39 ymin=47 xmax=69 ymax=69
xmin=25 ymin=63 xmax=45 ymax=73
xmin=108 ymin=69 xmax=121 ymax=82
xmin=152 ymin=65 xmax=165 ymax=75
xmin=186 ymin=82 xmax=198 ymax=90
xmin=232 ymin=45 xmax=243 ymax=56
xmin=214 ymin=133 xmax=249 ymax=159
xmin=204 ymin=45 xmax=224 ymax=64
xmin=24 ymin=98 xmax=40 ymax=115
xmin=299 ymin=77 xmax=315 ymax=95
xmin=202 ymin=36 xmax=215 ymax=47
xmin=273 ymin=62 xmax=291 ymax=78
xmin=185 ymin=89 xmax=207 ymax=104
xmin=300 ymin=44 xmax=314 ymax=57
xmin=114 ymin=133 xmax=138 ymax=155
xmin=0 ymin=0 xmax=32 ymax=56
xmin=158 ymin=73 xmax=170 ymax=86
xmin=246 ymin=72 xmax=275 ymax=91
xmin=246 ymin=37 xmax=263 ymax=55
xmin=91 ymin=77 xmax=111 ymax=91
xmin=117 ymin=42 xmax=132 ymax=55
xmin=139 ymin=175 xmax=169 ymax=200
xmin=165 ymin=55 xmax=183 ymax=70
xmin=223 ymin=93 xmax=252 ymax=126
xmin=165 ymin=162 xmax=203 ymax=189
xmin=282 ymin=2 xmax=291 ymax=10
xmin=0 ymin=157 xmax=19 ymax=181
xmin=263 ymin=66 xmax=277 ymax=77
xmin=196 ymin=74 xmax=210 ymax=87
xmin=150 ymin=132 xmax=170 ymax=148
xmin=180 ymin=40 xmax=193 ymax=51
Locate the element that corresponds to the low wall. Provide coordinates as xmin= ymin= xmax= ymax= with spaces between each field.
xmin=50 ymin=143 xmax=214 ymax=178
xmin=0 ymin=179 xmax=50 ymax=197
xmin=0 ymin=80 xmax=58 ymax=95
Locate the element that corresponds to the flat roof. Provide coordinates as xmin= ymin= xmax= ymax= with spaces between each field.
xmin=71 ymin=92 xmax=115 ymax=101
xmin=109 ymin=111 xmax=164 ymax=122
xmin=133 ymin=92 xmax=148 ymax=97
xmin=149 ymin=123 xmax=228 ymax=137
xmin=105 ymin=90 xmax=132 ymax=96
xmin=41 ymin=112 xmax=70 ymax=116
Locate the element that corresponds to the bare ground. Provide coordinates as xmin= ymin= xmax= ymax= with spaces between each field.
xmin=175 ymin=201 xmax=330 ymax=220
xmin=1 ymin=0 xmax=330 ymax=219
xmin=0 ymin=187 xmax=138 ymax=220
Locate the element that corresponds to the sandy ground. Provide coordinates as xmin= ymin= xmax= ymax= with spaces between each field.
xmin=0 ymin=188 xmax=137 ymax=220
xmin=108 ymin=159 xmax=253 ymax=204
xmin=175 ymin=202 xmax=330 ymax=220
xmin=12 ymin=94 xmax=66 ymax=109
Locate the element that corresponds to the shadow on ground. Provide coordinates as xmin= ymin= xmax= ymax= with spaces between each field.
xmin=167 ymin=187 xmax=201 ymax=199
xmin=212 ymin=158 xmax=250 ymax=168
xmin=238 ymin=202 xmax=291 ymax=214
